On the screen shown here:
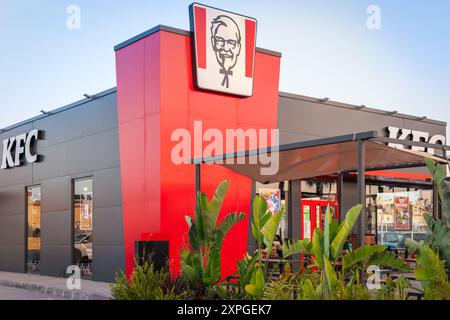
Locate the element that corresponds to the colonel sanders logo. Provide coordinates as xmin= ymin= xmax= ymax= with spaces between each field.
xmin=210 ymin=15 xmax=241 ymax=88
xmin=190 ymin=3 xmax=257 ymax=97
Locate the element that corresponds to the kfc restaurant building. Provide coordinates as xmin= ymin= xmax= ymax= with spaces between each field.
xmin=0 ymin=4 xmax=447 ymax=282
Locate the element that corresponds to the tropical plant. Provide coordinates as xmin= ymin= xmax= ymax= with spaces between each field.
xmin=424 ymin=159 xmax=450 ymax=268
xmin=375 ymin=276 xmax=411 ymax=300
xmin=180 ymin=180 xmax=246 ymax=299
xmin=282 ymin=205 xmax=409 ymax=299
xmin=262 ymin=264 xmax=320 ymax=300
xmin=406 ymin=239 xmax=450 ymax=300
xmin=425 ymin=158 xmax=450 ymax=223
xmin=232 ymin=195 xmax=285 ymax=300
xmin=110 ymin=262 xmax=188 ymax=300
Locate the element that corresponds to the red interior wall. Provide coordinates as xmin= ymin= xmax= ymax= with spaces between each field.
xmin=115 ymin=29 xmax=281 ymax=278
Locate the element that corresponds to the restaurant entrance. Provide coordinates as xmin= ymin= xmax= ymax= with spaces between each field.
xmin=300 ymin=199 xmax=339 ymax=240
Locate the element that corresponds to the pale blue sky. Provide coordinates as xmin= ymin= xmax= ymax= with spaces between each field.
xmin=0 ymin=0 xmax=449 ymax=137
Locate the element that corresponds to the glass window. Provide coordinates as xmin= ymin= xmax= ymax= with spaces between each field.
xmin=73 ymin=178 xmax=93 ymax=279
xmin=255 ymin=181 xmax=288 ymax=254
xmin=367 ymin=185 xmax=433 ymax=249
xmin=27 ymin=186 xmax=41 ymax=274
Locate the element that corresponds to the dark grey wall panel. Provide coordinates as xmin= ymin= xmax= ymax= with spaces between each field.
xmin=33 ymin=129 xmax=120 ymax=182
xmin=0 ymin=166 xmax=33 ymax=189
xmin=41 ymin=177 xmax=71 ymax=213
xmin=40 ymin=211 xmax=71 ymax=247
xmin=93 ymin=207 xmax=124 ymax=247
xmin=33 ymin=94 xmax=119 ymax=149
xmin=92 ymin=245 xmax=125 ymax=282
xmin=0 ymin=185 xmax=26 ymax=216
xmin=0 ymin=245 xmax=25 ymax=272
xmin=40 ymin=245 xmax=72 ymax=277
xmin=0 ymin=90 xmax=124 ymax=282
xmin=0 ymin=214 xmax=25 ymax=245
xmin=93 ymin=167 xmax=123 ymax=209
xmin=278 ymin=95 xmax=446 ymax=144
xmin=341 ymin=181 xmax=358 ymax=217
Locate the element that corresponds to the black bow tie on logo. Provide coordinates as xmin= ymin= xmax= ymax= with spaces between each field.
xmin=220 ymin=69 xmax=233 ymax=88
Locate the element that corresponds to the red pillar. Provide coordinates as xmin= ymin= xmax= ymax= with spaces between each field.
xmin=115 ymin=28 xmax=281 ymax=278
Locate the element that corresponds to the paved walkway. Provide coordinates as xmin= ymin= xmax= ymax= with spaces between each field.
xmin=0 ymin=285 xmax=68 ymax=300
xmin=0 ymin=272 xmax=111 ymax=300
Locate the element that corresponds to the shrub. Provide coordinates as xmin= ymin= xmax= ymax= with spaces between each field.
xmin=110 ymin=262 xmax=188 ymax=300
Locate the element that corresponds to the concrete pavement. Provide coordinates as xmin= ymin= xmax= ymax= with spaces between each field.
xmin=0 ymin=285 xmax=68 ymax=300
xmin=0 ymin=271 xmax=111 ymax=300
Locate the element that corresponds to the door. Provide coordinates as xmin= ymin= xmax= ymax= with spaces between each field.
xmin=26 ymin=186 xmax=41 ymax=274
xmin=300 ymin=199 xmax=339 ymax=240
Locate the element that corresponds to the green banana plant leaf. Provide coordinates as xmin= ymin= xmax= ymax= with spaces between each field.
xmin=205 ymin=180 xmax=230 ymax=232
xmin=324 ymin=205 xmax=332 ymax=260
xmin=423 ymin=214 xmax=450 ymax=267
xmin=245 ymin=265 xmax=265 ymax=299
xmin=251 ymin=196 xmax=270 ymax=249
xmin=205 ymin=212 xmax=246 ymax=285
xmin=367 ymin=251 xmax=409 ymax=272
xmin=185 ymin=216 xmax=199 ymax=252
xmin=261 ymin=206 xmax=285 ymax=253
xmin=180 ymin=248 xmax=203 ymax=284
xmin=311 ymin=228 xmax=324 ymax=269
xmin=282 ymin=239 xmax=312 ymax=258
xmin=425 ymin=158 xmax=450 ymax=222
xmin=300 ymin=279 xmax=319 ymax=300
xmin=342 ymin=244 xmax=387 ymax=273
xmin=323 ymin=255 xmax=338 ymax=295
xmin=237 ymin=254 xmax=259 ymax=288
xmin=330 ymin=204 xmax=362 ymax=260
xmin=414 ymin=245 xmax=448 ymax=290
xmin=192 ymin=192 xmax=210 ymax=247
xmin=203 ymin=249 xmax=221 ymax=286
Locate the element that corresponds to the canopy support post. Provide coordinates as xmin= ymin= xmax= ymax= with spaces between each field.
xmin=195 ymin=163 xmax=201 ymax=196
xmin=337 ymin=172 xmax=344 ymax=223
xmin=357 ymin=140 xmax=366 ymax=248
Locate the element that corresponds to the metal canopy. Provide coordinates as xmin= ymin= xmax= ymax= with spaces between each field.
xmin=191 ymin=130 xmax=448 ymax=247
xmin=191 ymin=131 xmax=448 ymax=184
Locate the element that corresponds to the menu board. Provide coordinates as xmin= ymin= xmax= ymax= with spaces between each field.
xmin=394 ymin=196 xmax=411 ymax=230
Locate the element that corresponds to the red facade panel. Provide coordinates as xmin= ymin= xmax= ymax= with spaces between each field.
xmin=116 ymin=29 xmax=281 ymax=278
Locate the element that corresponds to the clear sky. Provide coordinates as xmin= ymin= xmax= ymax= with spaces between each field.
xmin=0 ymin=0 xmax=449 ymax=137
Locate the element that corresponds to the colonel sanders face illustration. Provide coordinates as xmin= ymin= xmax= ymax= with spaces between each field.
xmin=211 ymin=15 xmax=242 ymax=88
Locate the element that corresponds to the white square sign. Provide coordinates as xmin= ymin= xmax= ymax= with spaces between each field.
xmin=190 ymin=3 xmax=257 ymax=97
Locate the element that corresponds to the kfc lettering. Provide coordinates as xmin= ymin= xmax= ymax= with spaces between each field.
xmin=386 ymin=126 xmax=446 ymax=155
xmin=1 ymin=129 xmax=42 ymax=169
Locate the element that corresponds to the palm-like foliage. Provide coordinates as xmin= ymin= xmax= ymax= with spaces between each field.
xmin=425 ymin=158 xmax=450 ymax=223
xmin=280 ymin=204 xmax=408 ymax=299
xmin=181 ymin=180 xmax=246 ymax=294
xmin=238 ymin=195 xmax=286 ymax=299
xmin=406 ymin=239 xmax=450 ymax=300
xmin=423 ymin=159 xmax=450 ymax=268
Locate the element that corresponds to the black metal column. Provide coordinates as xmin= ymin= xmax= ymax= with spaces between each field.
xmin=288 ymin=179 xmax=301 ymax=271
xmin=247 ymin=181 xmax=257 ymax=255
xmin=357 ymin=140 xmax=366 ymax=248
xmin=288 ymin=180 xmax=301 ymax=242
xmin=433 ymin=183 xmax=440 ymax=220
xmin=195 ymin=164 xmax=201 ymax=195
xmin=337 ymin=172 xmax=344 ymax=223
